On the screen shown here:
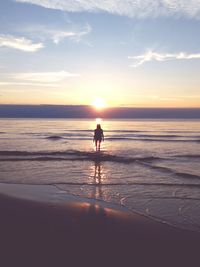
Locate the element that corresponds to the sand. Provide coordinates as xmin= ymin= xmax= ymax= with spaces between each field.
xmin=0 ymin=185 xmax=200 ymax=267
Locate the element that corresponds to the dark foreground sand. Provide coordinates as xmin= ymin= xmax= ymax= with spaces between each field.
xmin=0 ymin=193 xmax=200 ymax=267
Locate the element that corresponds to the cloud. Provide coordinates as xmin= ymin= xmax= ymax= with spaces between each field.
xmin=13 ymin=71 xmax=80 ymax=83
xmin=24 ymin=24 xmax=92 ymax=44
xmin=0 ymin=34 xmax=44 ymax=52
xmin=52 ymin=24 xmax=92 ymax=44
xmin=128 ymin=51 xmax=200 ymax=67
xmin=0 ymin=82 xmax=56 ymax=87
xmin=15 ymin=0 xmax=200 ymax=19
xmin=52 ymin=30 xmax=79 ymax=44
xmin=153 ymin=95 xmax=200 ymax=101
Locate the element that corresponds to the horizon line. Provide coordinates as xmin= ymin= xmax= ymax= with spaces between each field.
xmin=0 ymin=104 xmax=200 ymax=109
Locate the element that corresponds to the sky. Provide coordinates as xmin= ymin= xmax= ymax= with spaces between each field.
xmin=0 ymin=0 xmax=200 ymax=107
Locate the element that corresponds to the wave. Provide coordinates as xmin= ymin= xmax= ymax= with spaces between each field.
xmin=1 ymin=150 xmax=200 ymax=182
xmin=55 ymin=182 xmax=200 ymax=187
xmin=173 ymin=154 xmax=200 ymax=159
xmin=119 ymin=134 xmax=183 ymax=138
xmin=46 ymin=135 xmax=63 ymax=140
xmin=0 ymin=150 xmax=163 ymax=163
xmin=19 ymin=129 xmax=200 ymax=134
xmin=2 ymin=135 xmax=197 ymax=142
xmin=1 ymin=150 xmax=200 ymax=164
xmin=106 ymin=137 xmax=200 ymax=142
xmin=24 ymin=130 xmax=145 ymax=134
xmin=4 ymin=130 xmax=200 ymax=143
xmin=1 ymin=180 xmax=200 ymax=189
xmin=45 ymin=137 xmax=90 ymax=141
xmin=44 ymin=137 xmax=200 ymax=142
xmin=139 ymin=161 xmax=200 ymax=180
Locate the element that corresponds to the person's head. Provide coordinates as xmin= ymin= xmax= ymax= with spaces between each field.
xmin=97 ymin=124 xmax=101 ymax=129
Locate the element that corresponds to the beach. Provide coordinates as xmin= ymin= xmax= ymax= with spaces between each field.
xmin=1 ymin=0 xmax=200 ymax=265
xmin=1 ymin=118 xmax=200 ymax=232
xmin=0 ymin=184 xmax=200 ymax=267
xmin=1 ymin=118 xmax=200 ymax=266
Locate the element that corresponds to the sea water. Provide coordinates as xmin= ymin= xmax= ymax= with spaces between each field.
xmin=0 ymin=118 xmax=200 ymax=231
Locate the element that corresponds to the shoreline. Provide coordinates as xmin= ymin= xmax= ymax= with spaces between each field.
xmin=1 ymin=182 xmax=200 ymax=234
xmin=0 ymin=182 xmax=131 ymax=212
xmin=1 ymin=182 xmax=200 ymax=232
xmin=1 ymin=183 xmax=200 ymax=266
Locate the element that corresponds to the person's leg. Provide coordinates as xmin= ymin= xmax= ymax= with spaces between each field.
xmin=95 ymin=140 xmax=98 ymax=151
xmin=98 ymin=141 xmax=101 ymax=151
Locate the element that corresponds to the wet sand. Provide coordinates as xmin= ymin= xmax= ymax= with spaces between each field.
xmin=0 ymin=192 xmax=200 ymax=267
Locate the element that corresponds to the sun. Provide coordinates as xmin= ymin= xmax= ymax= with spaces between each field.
xmin=92 ymin=97 xmax=106 ymax=110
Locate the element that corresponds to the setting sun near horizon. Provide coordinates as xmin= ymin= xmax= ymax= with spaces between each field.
xmin=92 ymin=97 xmax=107 ymax=110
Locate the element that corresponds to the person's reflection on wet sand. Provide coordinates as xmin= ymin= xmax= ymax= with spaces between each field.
xmin=85 ymin=160 xmax=107 ymax=222
xmin=93 ymin=160 xmax=103 ymax=199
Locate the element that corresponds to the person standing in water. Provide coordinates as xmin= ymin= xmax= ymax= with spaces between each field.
xmin=93 ymin=124 xmax=104 ymax=151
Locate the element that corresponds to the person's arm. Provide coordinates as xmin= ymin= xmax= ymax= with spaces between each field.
xmin=93 ymin=130 xmax=95 ymax=142
xmin=102 ymin=130 xmax=104 ymax=141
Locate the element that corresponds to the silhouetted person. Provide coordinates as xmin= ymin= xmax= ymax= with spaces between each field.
xmin=93 ymin=124 xmax=104 ymax=151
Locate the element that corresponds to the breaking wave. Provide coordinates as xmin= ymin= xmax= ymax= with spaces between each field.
xmin=46 ymin=135 xmax=63 ymax=140
xmin=106 ymin=137 xmax=200 ymax=142
xmin=0 ymin=150 xmax=162 ymax=163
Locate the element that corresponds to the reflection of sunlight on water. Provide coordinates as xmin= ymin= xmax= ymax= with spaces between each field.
xmin=89 ymin=160 xmax=107 ymax=199
xmin=94 ymin=161 xmax=103 ymax=184
xmin=69 ymin=201 xmax=123 ymax=218
xmin=90 ymin=118 xmax=102 ymax=130
xmin=96 ymin=118 xmax=102 ymax=124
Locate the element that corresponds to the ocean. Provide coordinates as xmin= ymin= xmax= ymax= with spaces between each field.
xmin=0 ymin=118 xmax=200 ymax=232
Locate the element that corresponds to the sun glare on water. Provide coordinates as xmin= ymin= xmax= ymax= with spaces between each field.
xmin=92 ymin=97 xmax=106 ymax=110
xmin=96 ymin=118 xmax=102 ymax=124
